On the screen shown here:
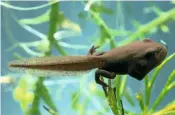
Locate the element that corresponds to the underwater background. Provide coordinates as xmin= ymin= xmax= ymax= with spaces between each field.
xmin=1 ymin=1 xmax=175 ymax=115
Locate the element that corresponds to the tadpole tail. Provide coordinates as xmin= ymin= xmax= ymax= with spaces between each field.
xmin=8 ymin=56 xmax=105 ymax=76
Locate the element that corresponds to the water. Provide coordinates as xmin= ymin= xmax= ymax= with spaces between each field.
xmin=1 ymin=1 xmax=175 ymax=115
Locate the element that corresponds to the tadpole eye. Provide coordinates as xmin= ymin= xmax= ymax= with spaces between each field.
xmin=144 ymin=51 xmax=156 ymax=59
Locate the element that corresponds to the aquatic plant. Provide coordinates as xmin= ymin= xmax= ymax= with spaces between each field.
xmin=1 ymin=1 xmax=175 ymax=115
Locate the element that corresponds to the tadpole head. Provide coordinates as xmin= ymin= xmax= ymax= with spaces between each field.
xmin=145 ymin=39 xmax=167 ymax=66
xmin=128 ymin=39 xmax=168 ymax=80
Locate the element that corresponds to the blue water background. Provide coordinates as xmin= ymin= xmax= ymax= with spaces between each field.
xmin=1 ymin=1 xmax=175 ymax=115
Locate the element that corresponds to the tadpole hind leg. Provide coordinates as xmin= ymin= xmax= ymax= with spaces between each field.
xmin=87 ymin=45 xmax=106 ymax=56
xmin=95 ymin=51 xmax=106 ymax=56
xmin=95 ymin=69 xmax=116 ymax=87
xmin=88 ymin=45 xmax=100 ymax=56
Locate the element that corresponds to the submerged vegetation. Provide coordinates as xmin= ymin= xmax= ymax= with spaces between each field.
xmin=1 ymin=1 xmax=175 ymax=115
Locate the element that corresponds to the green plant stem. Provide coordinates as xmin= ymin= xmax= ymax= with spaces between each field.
xmin=0 ymin=1 xmax=58 ymax=11
xmin=115 ymin=75 xmax=122 ymax=99
xmin=26 ymin=78 xmax=43 ymax=115
xmin=136 ymin=90 xmax=144 ymax=111
xmin=144 ymin=75 xmax=150 ymax=109
xmin=123 ymin=88 xmax=135 ymax=106
xmin=43 ymin=105 xmax=57 ymax=115
xmin=101 ymin=78 xmax=121 ymax=115
xmin=89 ymin=10 xmax=116 ymax=48
xmin=40 ymin=79 xmax=58 ymax=112
xmin=145 ymin=52 xmax=175 ymax=110
xmin=150 ymin=70 xmax=175 ymax=112
xmin=153 ymin=103 xmax=175 ymax=115
xmin=107 ymin=86 xmax=119 ymax=115
xmin=167 ymin=81 xmax=175 ymax=90
xmin=46 ymin=1 xmax=66 ymax=56
xmin=119 ymin=75 xmax=127 ymax=97
xmin=27 ymin=2 xmax=62 ymax=115
xmin=151 ymin=53 xmax=175 ymax=87
xmin=120 ymin=8 xmax=175 ymax=45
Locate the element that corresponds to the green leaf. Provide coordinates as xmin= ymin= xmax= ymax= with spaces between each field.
xmin=36 ymin=39 xmax=50 ymax=52
xmin=13 ymin=53 xmax=24 ymax=60
xmin=26 ymin=78 xmax=43 ymax=115
xmin=91 ymin=3 xmax=114 ymax=14
xmin=71 ymin=92 xmax=80 ymax=110
xmin=143 ymin=7 xmax=163 ymax=15
xmin=136 ymin=90 xmax=144 ymax=111
xmin=54 ymin=30 xmax=81 ymax=41
xmin=43 ymin=105 xmax=57 ymax=115
xmin=39 ymin=82 xmax=58 ymax=113
xmin=151 ymin=70 xmax=175 ymax=112
xmin=160 ymin=25 xmax=169 ymax=33
xmin=119 ymin=75 xmax=127 ymax=97
xmin=150 ymin=52 xmax=175 ymax=88
xmin=61 ymin=19 xmax=81 ymax=33
xmin=114 ymin=75 xmax=122 ymax=99
xmin=119 ymin=8 xmax=175 ymax=45
xmin=131 ymin=20 xmax=141 ymax=28
xmin=0 ymin=1 xmax=58 ymax=11
xmin=18 ymin=75 xmax=28 ymax=90
xmin=57 ymin=12 xmax=65 ymax=25
xmin=144 ymin=75 xmax=150 ymax=107
xmin=19 ymin=10 xmax=50 ymax=25
xmin=87 ymin=111 xmax=103 ymax=115
xmin=168 ymin=81 xmax=175 ymax=91
xmin=123 ymin=88 xmax=135 ymax=106
xmin=166 ymin=70 xmax=175 ymax=88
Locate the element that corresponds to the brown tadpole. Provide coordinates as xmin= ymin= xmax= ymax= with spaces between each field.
xmin=8 ymin=39 xmax=167 ymax=87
